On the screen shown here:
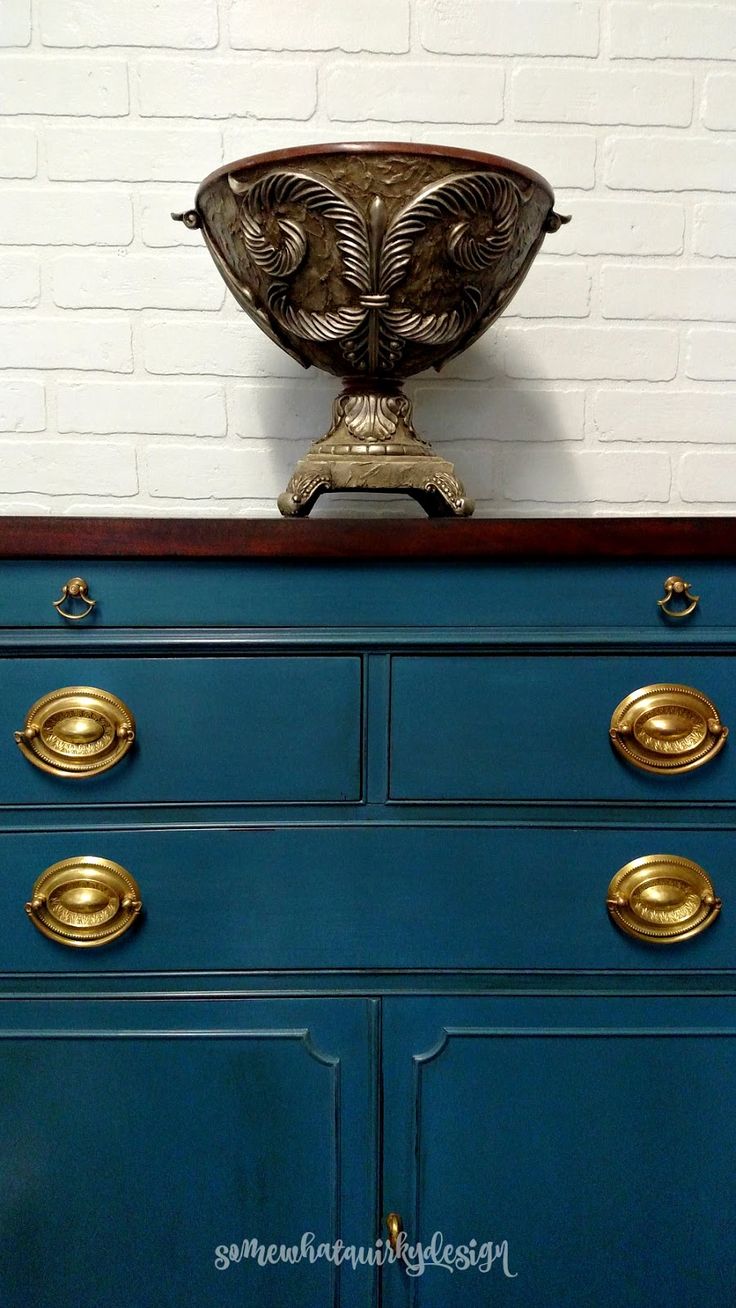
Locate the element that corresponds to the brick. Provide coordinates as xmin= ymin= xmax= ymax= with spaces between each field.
xmin=503 ymin=325 xmax=679 ymax=380
xmin=138 ymin=191 xmax=203 ymax=247
xmin=678 ymin=452 xmax=736 ymax=502
xmin=694 ymin=204 xmax=736 ymax=258
xmin=58 ymin=381 xmax=226 ymax=437
xmin=601 ymin=266 xmax=736 ymax=321
xmin=0 ymin=126 xmax=36 ymax=177
xmin=419 ymin=0 xmax=599 ymax=55
xmin=0 ymin=254 xmax=39 ymax=306
xmin=146 ymin=442 xmax=301 ymax=499
xmin=511 ymin=66 xmax=692 ymax=127
xmin=505 ymin=260 xmax=590 ymax=317
xmin=611 ymin=3 xmax=736 ymax=59
xmin=230 ymin=381 xmax=340 ymax=441
xmin=137 ymin=58 xmax=316 ymax=120
xmin=0 ymin=440 xmax=137 ymax=495
xmin=0 ymin=57 xmax=128 ymax=116
xmin=703 ymin=74 xmax=736 ymax=130
xmin=46 ymin=126 xmax=222 ymax=182
xmin=40 ymin=0 xmax=218 ymax=48
xmin=0 ymin=317 xmax=132 ymax=370
xmin=0 ymin=0 xmax=30 ymax=45
xmin=686 ymin=330 xmax=736 ymax=380
xmin=417 ymin=128 xmax=597 ymax=189
xmin=142 ymin=319 xmax=304 ymax=376
xmin=324 ymin=62 xmax=504 ymax=123
xmin=230 ymin=0 xmax=409 ymax=51
xmin=52 ymin=252 xmax=224 ymax=310
xmin=605 ymin=136 xmax=736 ymax=191
xmin=0 ymin=381 xmax=45 ymax=432
xmin=593 ymin=389 xmax=735 ymax=441
xmin=0 ymin=190 xmax=133 ymax=245
xmin=503 ymin=448 xmax=671 ymax=502
xmin=413 ymin=385 xmax=586 ymax=442
xmin=548 ymin=200 xmax=684 ymax=256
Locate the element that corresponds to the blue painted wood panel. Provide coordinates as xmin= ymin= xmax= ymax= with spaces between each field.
xmin=390 ymin=654 xmax=735 ymax=800
xmin=0 ymin=997 xmax=378 ymax=1308
xmin=1 ymin=656 xmax=362 ymax=805
xmin=2 ymin=826 xmax=734 ymax=974
xmin=382 ymin=996 xmax=736 ymax=1308
xmin=1 ymin=559 xmax=733 ymax=629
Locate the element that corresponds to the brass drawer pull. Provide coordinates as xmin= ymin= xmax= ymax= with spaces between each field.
xmin=386 ymin=1212 xmax=403 ymax=1253
xmin=658 ymin=575 xmax=699 ymax=619
xmin=610 ymin=683 xmax=727 ymax=775
xmin=15 ymin=686 xmax=136 ymax=778
xmin=607 ymin=855 xmax=721 ymax=944
xmin=53 ymin=576 xmax=97 ymax=622
xmin=25 ymin=856 xmax=142 ymax=948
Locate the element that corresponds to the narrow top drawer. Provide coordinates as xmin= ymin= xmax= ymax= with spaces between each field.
xmin=0 ymin=559 xmax=734 ymax=630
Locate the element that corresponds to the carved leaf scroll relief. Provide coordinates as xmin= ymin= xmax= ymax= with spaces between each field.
xmin=228 ymin=167 xmax=525 ymax=375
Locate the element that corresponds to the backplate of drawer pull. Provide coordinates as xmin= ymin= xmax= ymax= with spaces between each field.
xmin=607 ymin=855 xmax=721 ymax=944
xmin=609 ymin=683 xmax=727 ymax=775
xmin=25 ymin=856 xmax=142 ymax=947
xmin=14 ymin=686 xmax=136 ymax=778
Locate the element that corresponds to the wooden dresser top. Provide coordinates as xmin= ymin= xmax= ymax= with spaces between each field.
xmin=0 ymin=516 xmax=734 ymax=560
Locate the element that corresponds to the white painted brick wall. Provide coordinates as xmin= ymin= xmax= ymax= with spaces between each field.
xmin=0 ymin=0 xmax=733 ymax=518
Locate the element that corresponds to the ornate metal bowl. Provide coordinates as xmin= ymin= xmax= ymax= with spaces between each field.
xmin=177 ymin=142 xmax=569 ymax=516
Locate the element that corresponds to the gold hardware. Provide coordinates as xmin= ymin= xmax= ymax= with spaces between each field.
xmin=25 ymin=856 xmax=142 ymax=948
xmin=658 ymin=575 xmax=699 ymax=619
xmin=52 ymin=576 xmax=97 ymax=622
xmin=607 ymin=855 xmax=721 ymax=944
xmin=610 ymin=683 xmax=727 ymax=775
xmin=386 ymin=1213 xmax=403 ymax=1253
xmin=15 ymin=686 xmax=136 ymax=778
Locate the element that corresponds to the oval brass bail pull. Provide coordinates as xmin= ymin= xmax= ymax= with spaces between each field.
xmin=610 ymin=684 xmax=727 ymax=775
xmin=14 ymin=687 xmax=136 ymax=778
xmin=658 ymin=575 xmax=699 ymax=619
xmin=386 ymin=1212 xmax=403 ymax=1253
xmin=607 ymin=855 xmax=721 ymax=944
xmin=25 ymin=857 xmax=143 ymax=948
xmin=53 ymin=576 xmax=97 ymax=622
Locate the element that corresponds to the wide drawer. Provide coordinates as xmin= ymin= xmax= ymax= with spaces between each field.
xmin=1 ymin=656 xmax=362 ymax=805
xmin=390 ymin=653 xmax=734 ymax=801
xmin=1 ymin=559 xmax=733 ymax=629
xmin=3 ymin=825 xmax=733 ymax=973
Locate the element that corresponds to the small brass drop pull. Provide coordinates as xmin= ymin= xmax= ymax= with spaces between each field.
xmin=15 ymin=687 xmax=136 ymax=778
xmin=658 ymin=575 xmax=699 ymax=619
xmin=386 ymin=1212 xmax=403 ymax=1253
xmin=53 ymin=576 xmax=97 ymax=622
xmin=607 ymin=855 xmax=721 ymax=944
xmin=25 ymin=856 xmax=143 ymax=948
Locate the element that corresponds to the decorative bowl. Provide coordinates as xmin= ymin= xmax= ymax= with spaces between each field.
xmin=176 ymin=142 xmax=569 ymax=516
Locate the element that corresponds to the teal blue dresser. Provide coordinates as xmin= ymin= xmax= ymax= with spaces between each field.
xmin=1 ymin=516 xmax=734 ymax=1308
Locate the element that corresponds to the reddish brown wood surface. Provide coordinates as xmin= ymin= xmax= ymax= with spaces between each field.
xmin=0 ymin=517 xmax=734 ymax=560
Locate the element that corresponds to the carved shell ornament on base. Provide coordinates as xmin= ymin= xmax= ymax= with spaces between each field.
xmin=181 ymin=143 xmax=570 ymax=516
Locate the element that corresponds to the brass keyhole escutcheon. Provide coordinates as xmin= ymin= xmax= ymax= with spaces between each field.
xmin=25 ymin=856 xmax=143 ymax=948
xmin=607 ymin=855 xmax=721 ymax=944
xmin=15 ymin=686 xmax=136 ymax=778
xmin=610 ymin=684 xmax=727 ymax=775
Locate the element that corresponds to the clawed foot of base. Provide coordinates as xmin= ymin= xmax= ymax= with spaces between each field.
xmin=277 ymin=472 xmax=334 ymax=518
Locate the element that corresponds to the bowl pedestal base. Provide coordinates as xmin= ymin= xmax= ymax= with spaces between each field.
xmin=277 ymin=386 xmax=474 ymax=518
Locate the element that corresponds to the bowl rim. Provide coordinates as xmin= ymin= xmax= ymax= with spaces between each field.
xmin=195 ymin=140 xmax=555 ymax=203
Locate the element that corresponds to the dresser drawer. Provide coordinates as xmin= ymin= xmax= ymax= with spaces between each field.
xmin=2 ymin=656 xmax=362 ymax=805
xmin=390 ymin=654 xmax=734 ymax=801
xmin=3 ymin=826 xmax=732 ymax=973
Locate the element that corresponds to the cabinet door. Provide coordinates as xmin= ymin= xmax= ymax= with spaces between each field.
xmin=0 ymin=997 xmax=378 ymax=1308
xmin=382 ymin=996 xmax=736 ymax=1308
